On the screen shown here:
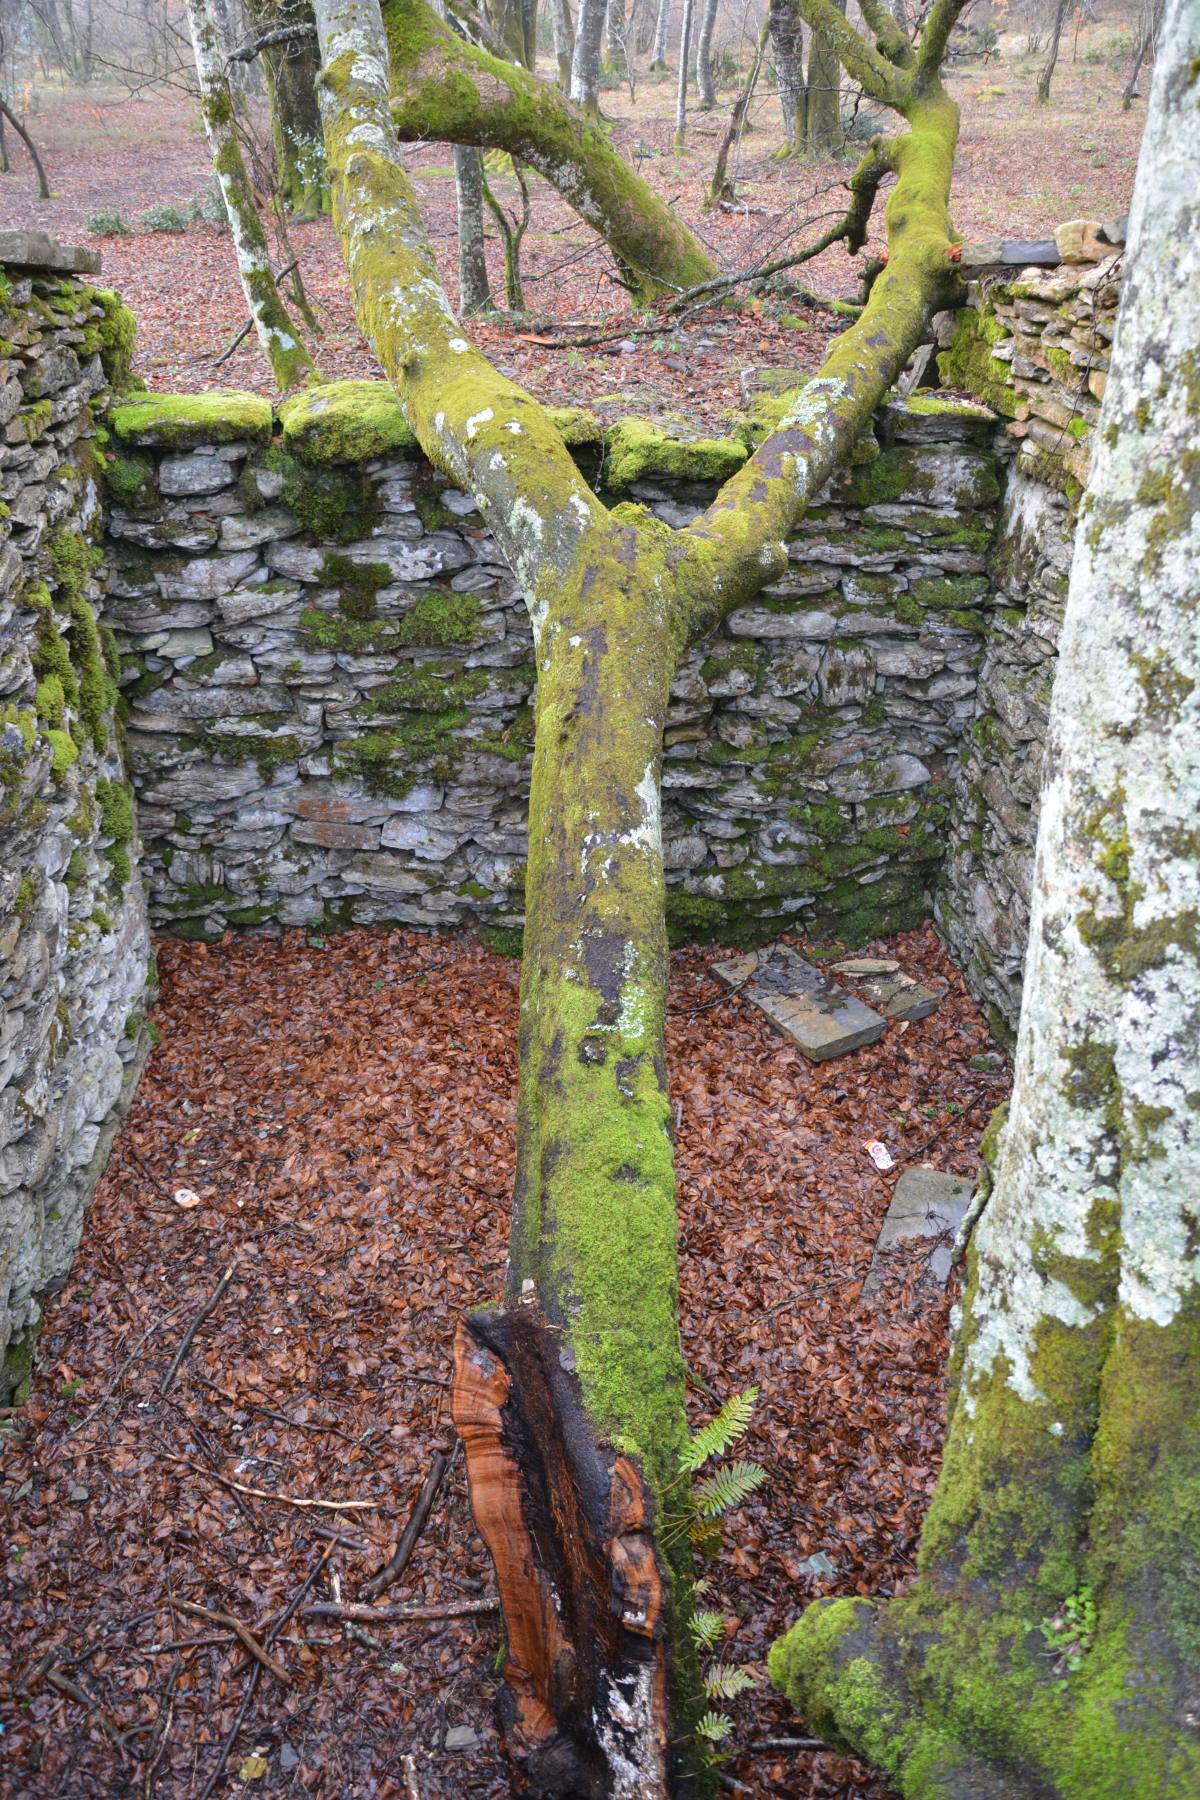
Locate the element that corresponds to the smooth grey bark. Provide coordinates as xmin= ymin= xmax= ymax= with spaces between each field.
xmin=569 ymin=0 xmax=606 ymax=107
xmin=550 ymin=0 xmax=574 ymax=85
xmin=650 ymin=0 xmax=670 ymax=63
xmin=805 ymin=0 xmax=844 ymax=151
xmin=604 ymin=0 xmax=625 ymax=67
xmin=695 ymin=0 xmax=719 ymax=104
xmin=454 ymin=145 xmax=492 ymax=313
xmin=674 ymin=0 xmax=694 ymax=147
xmin=769 ymin=0 xmax=807 ymax=152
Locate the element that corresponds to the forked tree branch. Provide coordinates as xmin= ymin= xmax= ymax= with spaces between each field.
xmin=789 ymin=0 xmax=905 ymax=102
xmin=856 ymin=0 xmax=915 ymax=67
xmin=915 ymin=0 xmax=972 ymax=79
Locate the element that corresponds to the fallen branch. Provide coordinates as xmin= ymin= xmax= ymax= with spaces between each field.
xmin=174 ymin=1600 xmax=292 ymax=1686
xmin=170 ymin=1456 xmax=383 ymax=1509
xmin=303 ymin=1596 xmax=498 ymax=1622
xmin=160 ymin=1265 xmax=234 ymax=1395
xmin=748 ymin=1736 xmax=830 ymax=1750
xmin=360 ymin=1450 xmax=449 ymax=1603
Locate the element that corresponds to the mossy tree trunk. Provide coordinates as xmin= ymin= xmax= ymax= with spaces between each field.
xmin=252 ymin=0 xmax=329 ymax=217
xmin=804 ymin=0 xmax=844 ymax=151
xmin=185 ymin=0 xmax=316 ymax=388
xmin=313 ymin=0 xmax=963 ymax=1786
xmin=383 ymin=0 xmax=718 ymax=298
xmin=770 ymin=6 xmax=1200 ymax=1793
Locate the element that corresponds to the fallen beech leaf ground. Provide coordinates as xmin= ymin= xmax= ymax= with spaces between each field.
xmin=0 ymin=920 xmax=1008 ymax=1798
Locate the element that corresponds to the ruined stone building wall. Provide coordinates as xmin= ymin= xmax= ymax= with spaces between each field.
xmin=932 ymin=246 xmax=1121 ymax=1036
xmin=1 ymin=242 xmax=152 ymax=1399
xmin=0 ymin=227 xmax=1119 ymax=1393
xmin=103 ymin=382 xmax=1005 ymax=955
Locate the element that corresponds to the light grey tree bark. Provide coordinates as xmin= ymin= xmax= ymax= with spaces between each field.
xmin=695 ymin=0 xmax=719 ymax=104
xmin=604 ymin=0 xmax=625 ymax=68
xmin=183 ymin=0 xmax=314 ymax=387
xmin=550 ymin=0 xmax=574 ymax=85
xmin=771 ymin=2 xmax=1200 ymax=1787
xmin=674 ymin=0 xmax=694 ymax=147
xmin=650 ymin=0 xmax=670 ymax=64
xmin=454 ymin=145 xmax=492 ymax=313
xmin=769 ymin=0 xmax=807 ymax=153
xmin=569 ymin=0 xmax=606 ymax=107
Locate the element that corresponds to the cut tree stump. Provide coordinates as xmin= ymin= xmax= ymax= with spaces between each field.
xmin=711 ymin=945 xmax=886 ymax=1061
xmin=452 ymin=1310 xmax=682 ymax=1798
xmin=862 ymin=1164 xmax=976 ymax=1296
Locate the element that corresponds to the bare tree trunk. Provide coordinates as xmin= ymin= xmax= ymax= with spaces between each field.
xmin=1036 ymin=0 xmax=1070 ymax=101
xmin=454 ymin=145 xmax=492 ymax=312
xmin=0 ymin=95 xmax=49 ymax=197
xmin=674 ymin=0 xmax=694 ymax=148
xmin=569 ymin=0 xmax=606 ymax=107
xmin=769 ymin=0 xmax=807 ymax=154
xmin=253 ymin=0 xmax=327 ymax=219
xmin=550 ymin=0 xmax=574 ymax=86
xmin=1122 ymin=0 xmax=1162 ymax=107
xmin=707 ymin=10 xmax=768 ymax=205
xmin=694 ymin=0 xmax=719 ymax=105
xmin=315 ymin=0 xmax=966 ymax=1783
xmin=772 ymin=5 xmax=1200 ymax=1793
xmin=604 ymin=0 xmax=625 ymax=69
xmin=185 ymin=0 xmax=315 ymax=388
xmin=650 ymin=0 xmax=670 ymax=64
xmin=804 ymin=0 xmax=844 ymax=151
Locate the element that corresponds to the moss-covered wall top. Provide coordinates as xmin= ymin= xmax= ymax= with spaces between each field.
xmin=100 ymin=376 xmax=1008 ymax=951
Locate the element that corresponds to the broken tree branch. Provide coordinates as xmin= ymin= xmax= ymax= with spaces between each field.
xmin=360 ymin=1450 xmax=450 ymax=1603
xmin=160 ymin=1265 xmax=234 ymax=1394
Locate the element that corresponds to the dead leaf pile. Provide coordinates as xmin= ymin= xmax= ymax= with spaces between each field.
xmin=0 ymin=920 xmax=1007 ymax=1797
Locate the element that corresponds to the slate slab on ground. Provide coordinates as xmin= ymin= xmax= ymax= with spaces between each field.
xmin=712 ymin=944 xmax=887 ymax=1062
xmin=831 ymin=956 xmax=943 ymax=1021
xmin=862 ymin=1164 xmax=977 ymax=1296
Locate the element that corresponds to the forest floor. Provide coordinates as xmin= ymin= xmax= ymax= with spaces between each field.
xmin=0 ymin=922 xmax=1008 ymax=1799
xmin=0 ymin=32 xmax=1145 ymax=424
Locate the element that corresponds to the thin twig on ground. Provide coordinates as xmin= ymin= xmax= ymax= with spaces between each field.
xmin=160 ymin=1266 xmax=234 ymax=1395
xmin=360 ymin=1450 xmax=449 ymax=1603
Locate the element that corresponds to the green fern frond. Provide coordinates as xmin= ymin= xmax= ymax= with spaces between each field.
xmin=690 ymin=1517 xmax=725 ymax=1555
xmin=696 ymin=1710 xmax=734 ymax=1742
xmin=689 ymin=1608 xmax=726 ymax=1649
xmin=704 ymin=1663 xmax=756 ymax=1700
xmin=678 ymin=1387 xmax=759 ymax=1474
xmin=693 ymin=1459 xmax=767 ymax=1519
xmin=692 ymin=1576 xmax=713 ymax=1599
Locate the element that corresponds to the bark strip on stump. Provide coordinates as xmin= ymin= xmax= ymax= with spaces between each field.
xmin=452 ymin=1311 xmax=671 ymax=1797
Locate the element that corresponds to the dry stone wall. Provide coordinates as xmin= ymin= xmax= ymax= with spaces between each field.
xmin=932 ymin=236 xmax=1122 ymax=1036
xmin=104 ymin=381 xmax=1006 ymax=953
xmin=1 ymin=242 xmax=152 ymax=1402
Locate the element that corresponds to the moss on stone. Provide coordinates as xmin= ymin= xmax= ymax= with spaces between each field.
xmin=936 ymin=306 xmax=1018 ymax=418
xmin=604 ymin=416 xmax=748 ymax=488
xmin=545 ymin=404 xmax=605 ymax=446
xmin=104 ymin=455 xmax=150 ymax=502
xmin=111 ymin=389 xmax=273 ymax=449
xmin=266 ymin=444 xmax=382 ymax=544
xmin=277 ymin=378 xmax=418 ymax=464
xmin=78 ymin=287 xmax=138 ymax=390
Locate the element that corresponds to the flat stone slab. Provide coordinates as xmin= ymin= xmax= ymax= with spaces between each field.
xmin=862 ymin=1165 xmax=976 ymax=1296
xmin=712 ymin=945 xmax=886 ymax=1063
xmin=831 ymin=957 xmax=942 ymax=1021
xmin=0 ymin=229 xmax=101 ymax=275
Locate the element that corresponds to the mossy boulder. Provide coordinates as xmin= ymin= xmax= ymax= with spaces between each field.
xmin=277 ymin=378 xmax=418 ymax=464
xmin=544 ymin=404 xmax=605 ymax=447
xmin=111 ymin=390 xmax=273 ymax=449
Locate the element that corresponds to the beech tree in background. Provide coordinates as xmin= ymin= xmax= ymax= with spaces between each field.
xmin=771 ymin=3 xmax=1200 ymax=1791
xmin=305 ymin=0 xmax=971 ymax=1784
xmin=185 ymin=0 xmax=315 ymax=386
xmin=694 ymin=0 xmax=718 ymax=106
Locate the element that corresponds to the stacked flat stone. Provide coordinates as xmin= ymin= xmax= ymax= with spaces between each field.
xmin=931 ymin=220 xmax=1122 ymax=1039
xmin=103 ymin=382 xmax=1006 ymax=951
xmin=1 ymin=246 xmax=151 ymax=1402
